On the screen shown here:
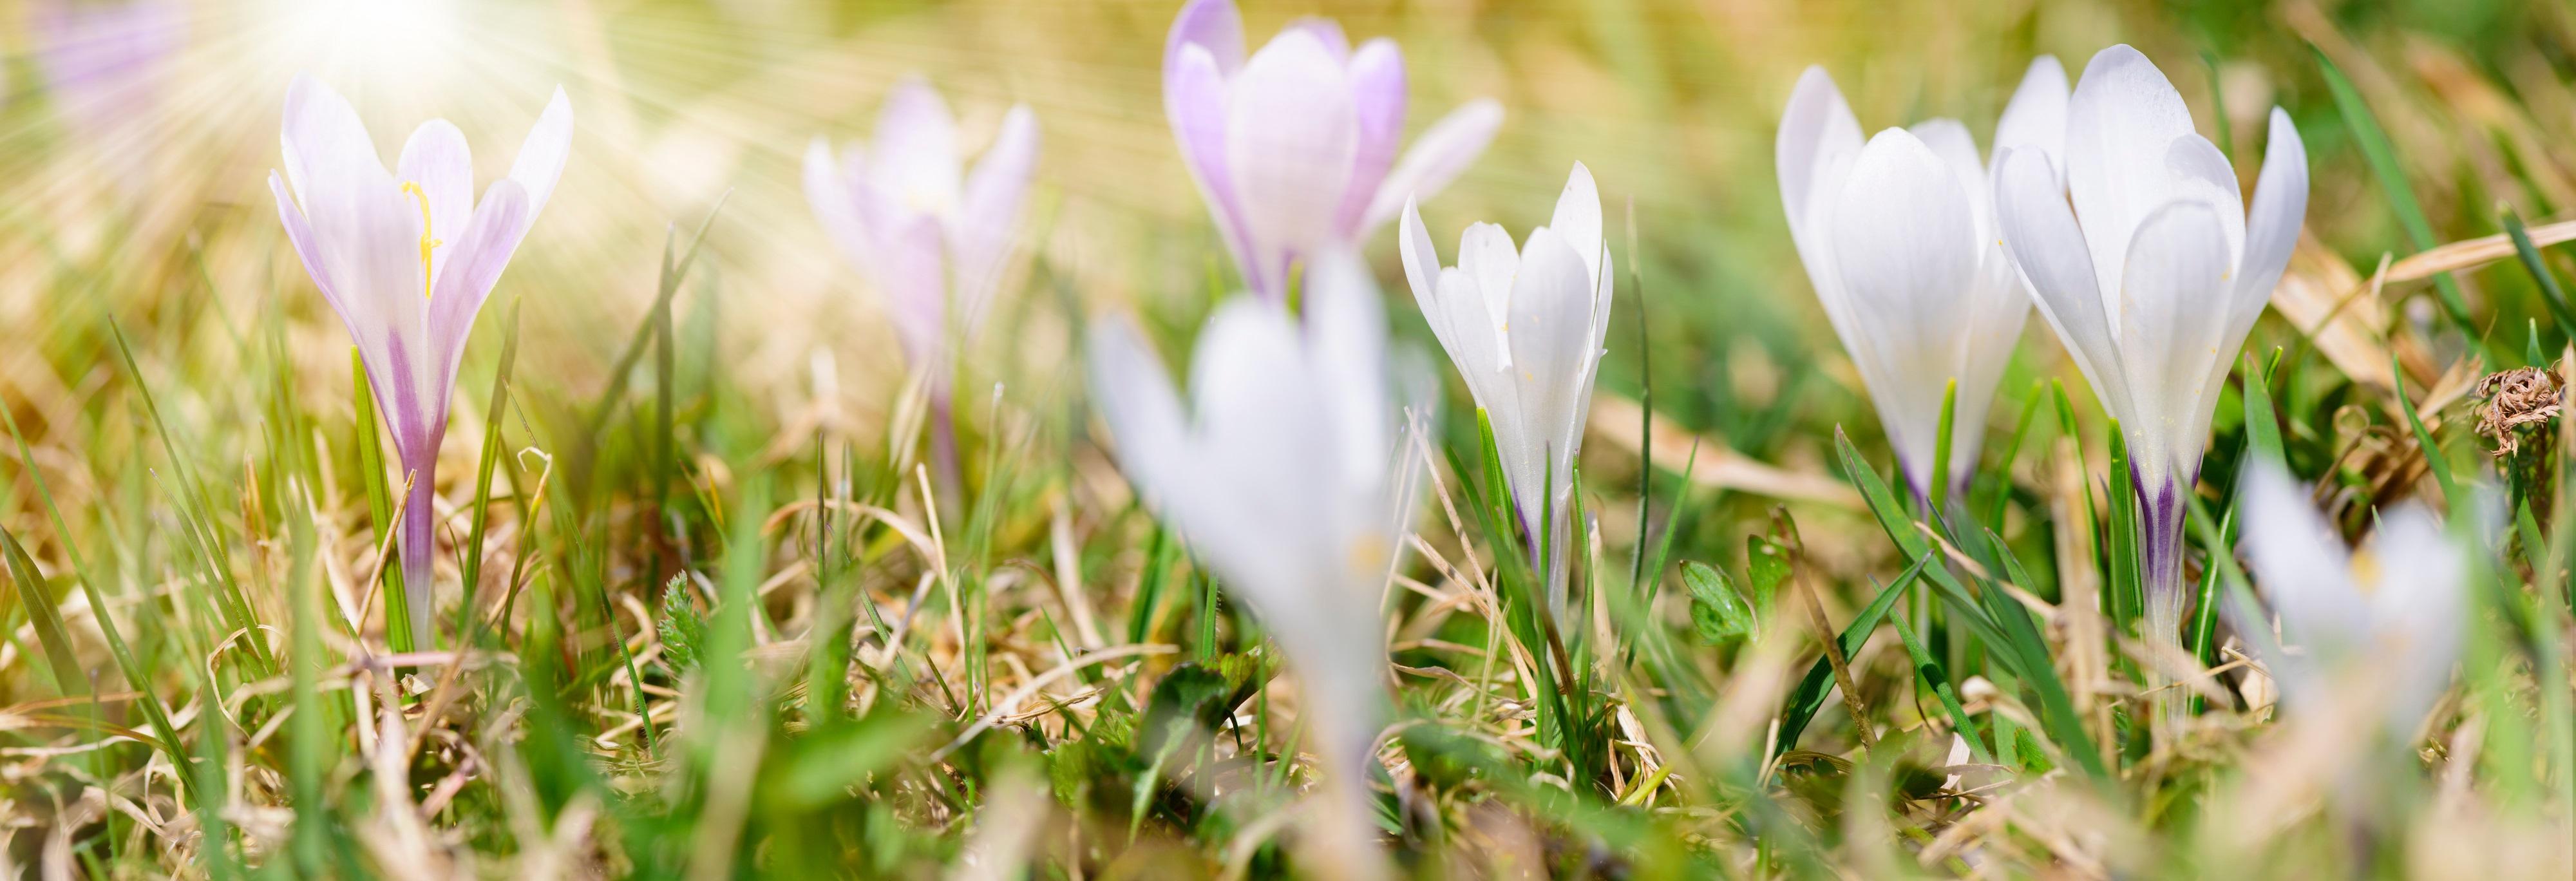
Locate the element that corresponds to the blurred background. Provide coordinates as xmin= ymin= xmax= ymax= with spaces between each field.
xmin=3 ymin=0 xmax=2575 ymax=556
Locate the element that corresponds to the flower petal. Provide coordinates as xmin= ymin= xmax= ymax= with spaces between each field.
xmin=506 ymin=86 xmax=574 ymax=217
xmin=1994 ymin=146 xmax=2129 ymax=421
xmin=270 ymin=171 xmax=350 ymax=328
xmin=878 ymin=215 xmax=950 ymax=370
xmin=1776 ymin=66 xmax=1862 ymax=252
xmin=1224 ymin=29 xmax=1356 ymax=296
xmin=2065 ymin=44 xmax=2197 ymax=301
xmin=428 ymin=180 xmax=531 ymax=392
xmin=2237 ymin=108 xmax=2309 ymax=314
xmin=281 ymin=74 xmax=385 ymax=213
xmin=950 ymin=104 xmax=1040 ymax=332
xmin=1548 ymin=162 xmax=1604 ymax=288
xmin=1334 ymin=38 xmax=1405 ymax=234
xmin=1088 ymin=315 xmax=1195 ymax=516
xmin=2359 ymin=504 xmax=2467 ymax=732
xmin=2236 ymin=462 xmax=2362 ymax=703
xmin=1163 ymin=0 xmax=1245 ymax=77
xmin=1457 ymin=221 xmax=1519 ymax=337
xmin=1830 ymin=128 xmax=1981 ymax=491
xmin=1166 ymin=44 xmax=1256 ymax=294
xmin=395 ymin=119 xmax=473 ymax=279
xmin=867 ymin=76 xmax=961 ymax=218
xmin=1305 ymin=249 xmax=1390 ymax=489
xmin=804 ymin=136 xmax=876 ymax=285
xmin=2114 ymin=199 xmax=2235 ymax=482
xmin=1283 ymin=17 xmax=1352 ymax=63
xmin=1502 ymin=227 xmax=1596 ymax=531
xmin=1908 ymin=118 xmax=1987 ymax=237
xmin=1358 ymin=98 xmax=1502 ymax=235
xmin=1991 ymin=55 xmax=2069 ymax=175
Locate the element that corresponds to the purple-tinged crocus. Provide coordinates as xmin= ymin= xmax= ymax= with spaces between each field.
xmin=1090 ymin=251 xmax=1420 ymax=879
xmin=1164 ymin=0 xmax=1503 ymax=301
xmin=33 ymin=0 xmax=185 ymax=187
xmin=804 ymin=77 xmax=1038 ymax=482
xmin=1399 ymin=162 xmax=1611 ymax=616
xmin=1777 ymin=58 xmax=2065 ymax=502
xmin=1993 ymin=45 xmax=2307 ymax=649
xmin=270 ymin=75 xmax=571 ymax=646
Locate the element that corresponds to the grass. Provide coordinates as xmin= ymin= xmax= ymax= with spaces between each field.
xmin=4 ymin=0 xmax=2576 ymax=877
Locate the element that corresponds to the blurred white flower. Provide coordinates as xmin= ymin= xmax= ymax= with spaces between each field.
xmin=1164 ymin=0 xmax=1502 ymax=301
xmin=2237 ymin=462 xmax=2466 ymax=737
xmin=269 ymin=75 xmax=572 ymax=646
xmin=1993 ymin=44 xmax=2308 ymax=637
xmin=1399 ymin=162 xmax=1611 ymax=613
xmin=1776 ymin=58 xmax=2065 ymax=500
xmin=804 ymin=76 xmax=1039 ymax=386
xmin=1088 ymin=251 xmax=1417 ymax=877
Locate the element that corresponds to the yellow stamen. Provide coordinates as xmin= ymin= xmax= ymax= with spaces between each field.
xmin=2350 ymin=547 xmax=2380 ymax=596
xmin=400 ymin=182 xmax=442 ymax=299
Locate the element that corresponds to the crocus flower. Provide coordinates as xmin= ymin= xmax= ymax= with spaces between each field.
xmin=270 ymin=75 xmax=571 ymax=646
xmin=1399 ymin=162 xmax=1609 ymax=614
xmin=2237 ymin=462 xmax=2465 ymax=738
xmin=803 ymin=76 xmax=1039 ymax=393
xmin=1164 ymin=0 xmax=1503 ymax=301
xmin=1993 ymin=44 xmax=2307 ymax=642
xmin=1089 ymin=251 xmax=1416 ymax=878
xmin=1777 ymin=59 xmax=2065 ymax=501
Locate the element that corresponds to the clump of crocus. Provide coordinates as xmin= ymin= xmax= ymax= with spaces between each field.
xmin=1398 ymin=162 xmax=1611 ymax=616
xmin=1776 ymin=58 xmax=2065 ymax=503
xmin=1164 ymin=0 xmax=1502 ymax=301
xmin=804 ymin=76 xmax=1038 ymax=483
xmin=1088 ymin=251 xmax=1418 ymax=879
xmin=270 ymin=75 xmax=571 ymax=647
xmin=1993 ymin=44 xmax=2308 ymax=651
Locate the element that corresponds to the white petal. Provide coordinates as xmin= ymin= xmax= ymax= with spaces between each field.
xmin=1908 ymin=118 xmax=1989 ymax=238
xmin=1305 ymin=249 xmax=1391 ymax=491
xmin=1225 ymin=30 xmax=1356 ymax=285
xmin=1358 ymin=99 xmax=1502 ymax=235
xmin=1776 ymin=66 xmax=1862 ymax=252
xmin=1088 ymin=316 xmax=1195 ymax=516
xmin=804 ymin=137 xmax=876 ymax=283
xmin=867 ymin=76 xmax=963 ymax=218
xmin=1830 ymin=128 xmax=1981 ymax=491
xmin=1992 ymin=55 xmax=2069 ymax=175
xmin=395 ymin=120 xmax=473 ymax=280
xmin=1502 ymin=227 xmax=1596 ymax=534
xmin=1548 ymin=161 xmax=1605 ymax=288
xmin=1457 ymin=222 xmax=1519 ymax=340
xmin=2237 ymin=462 xmax=2362 ymax=694
xmin=2114 ymin=200 xmax=2235 ymax=482
xmin=2358 ymin=504 xmax=2466 ymax=732
xmin=1994 ymin=146 xmax=2130 ymax=422
xmin=2236 ymin=108 xmax=2309 ymax=315
xmin=2065 ymin=44 xmax=2197 ymax=301
xmin=281 ymin=75 xmax=385 ymax=214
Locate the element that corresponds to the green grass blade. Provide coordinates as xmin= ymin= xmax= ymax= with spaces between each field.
xmin=2315 ymin=46 xmax=2486 ymax=350
xmin=2392 ymin=352 xmax=2460 ymax=504
xmin=454 ymin=297 xmax=522 ymax=638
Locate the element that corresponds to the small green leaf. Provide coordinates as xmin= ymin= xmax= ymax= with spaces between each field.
xmin=1683 ymin=561 xmax=1756 ymax=645
xmin=1745 ymin=535 xmax=1791 ymax=614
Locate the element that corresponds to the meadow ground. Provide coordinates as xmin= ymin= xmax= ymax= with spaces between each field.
xmin=3 ymin=0 xmax=2576 ymax=877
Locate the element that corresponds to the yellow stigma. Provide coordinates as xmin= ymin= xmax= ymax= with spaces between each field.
xmin=400 ymin=182 xmax=442 ymax=299
xmin=2349 ymin=547 xmax=2381 ymax=596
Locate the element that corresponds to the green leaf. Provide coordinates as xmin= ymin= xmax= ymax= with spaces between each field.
xmin=1774 ymin=555 xmax=1927 ymax=755
xmin=2316 ymin=46 xmax=2485 ymax=350
xmin=1745 ymin=534 xmax=1791 ymax=614
xmin=2392 ymin=352 xmax=2460 ymax=504
xmin=1683 ymin=561 xmax=1756 ymax=645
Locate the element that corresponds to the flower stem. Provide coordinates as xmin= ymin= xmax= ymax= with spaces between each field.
xmin=397 ymin=457 xmax=438 ymax=650
xmin=2134 ymin=469 xmax=2191 ymax=732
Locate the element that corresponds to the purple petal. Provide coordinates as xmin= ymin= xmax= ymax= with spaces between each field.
xmin=1164 ymin=0 xmax=1245 ymax=78
xmin=1334 ymin=39 xmax=1405 ymax=236
xmin=428 ymin=179 xmax=533 ymax=384
xmin=1167 ymin=44 xmax=1258 ymax=294
xmin=867 ymin=76 xmax=961 ymax=216
xmin=1358 ymin=98 xmax=1502 ymax=237
xmin=879 ymin=216 xmax=950 ymax=372
xmin=281 ymin=75 xmax=388 ymax=213
xmin=506 ymin=86 xmax=574 ymax=217
xmin=949 ymin=105 xmax=1040 ymax=334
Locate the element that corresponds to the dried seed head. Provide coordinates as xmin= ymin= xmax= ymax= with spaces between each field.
xmin=2474 ymin=365 xmax=2563 ymax=455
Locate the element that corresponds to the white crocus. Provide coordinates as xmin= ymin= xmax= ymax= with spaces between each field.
xmin=2237 ymin=462 xmax=2465 ymax=738
xmin=1777 ymin=59 xmax=2066 ymax=501
xmin=1398 ymin=162 xmax=1611 ymax=614
xmin=1088 ymin=251 xmax=1418 ymax=879
xmin=1993 ymin=44 xmax=2308 ymax=641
